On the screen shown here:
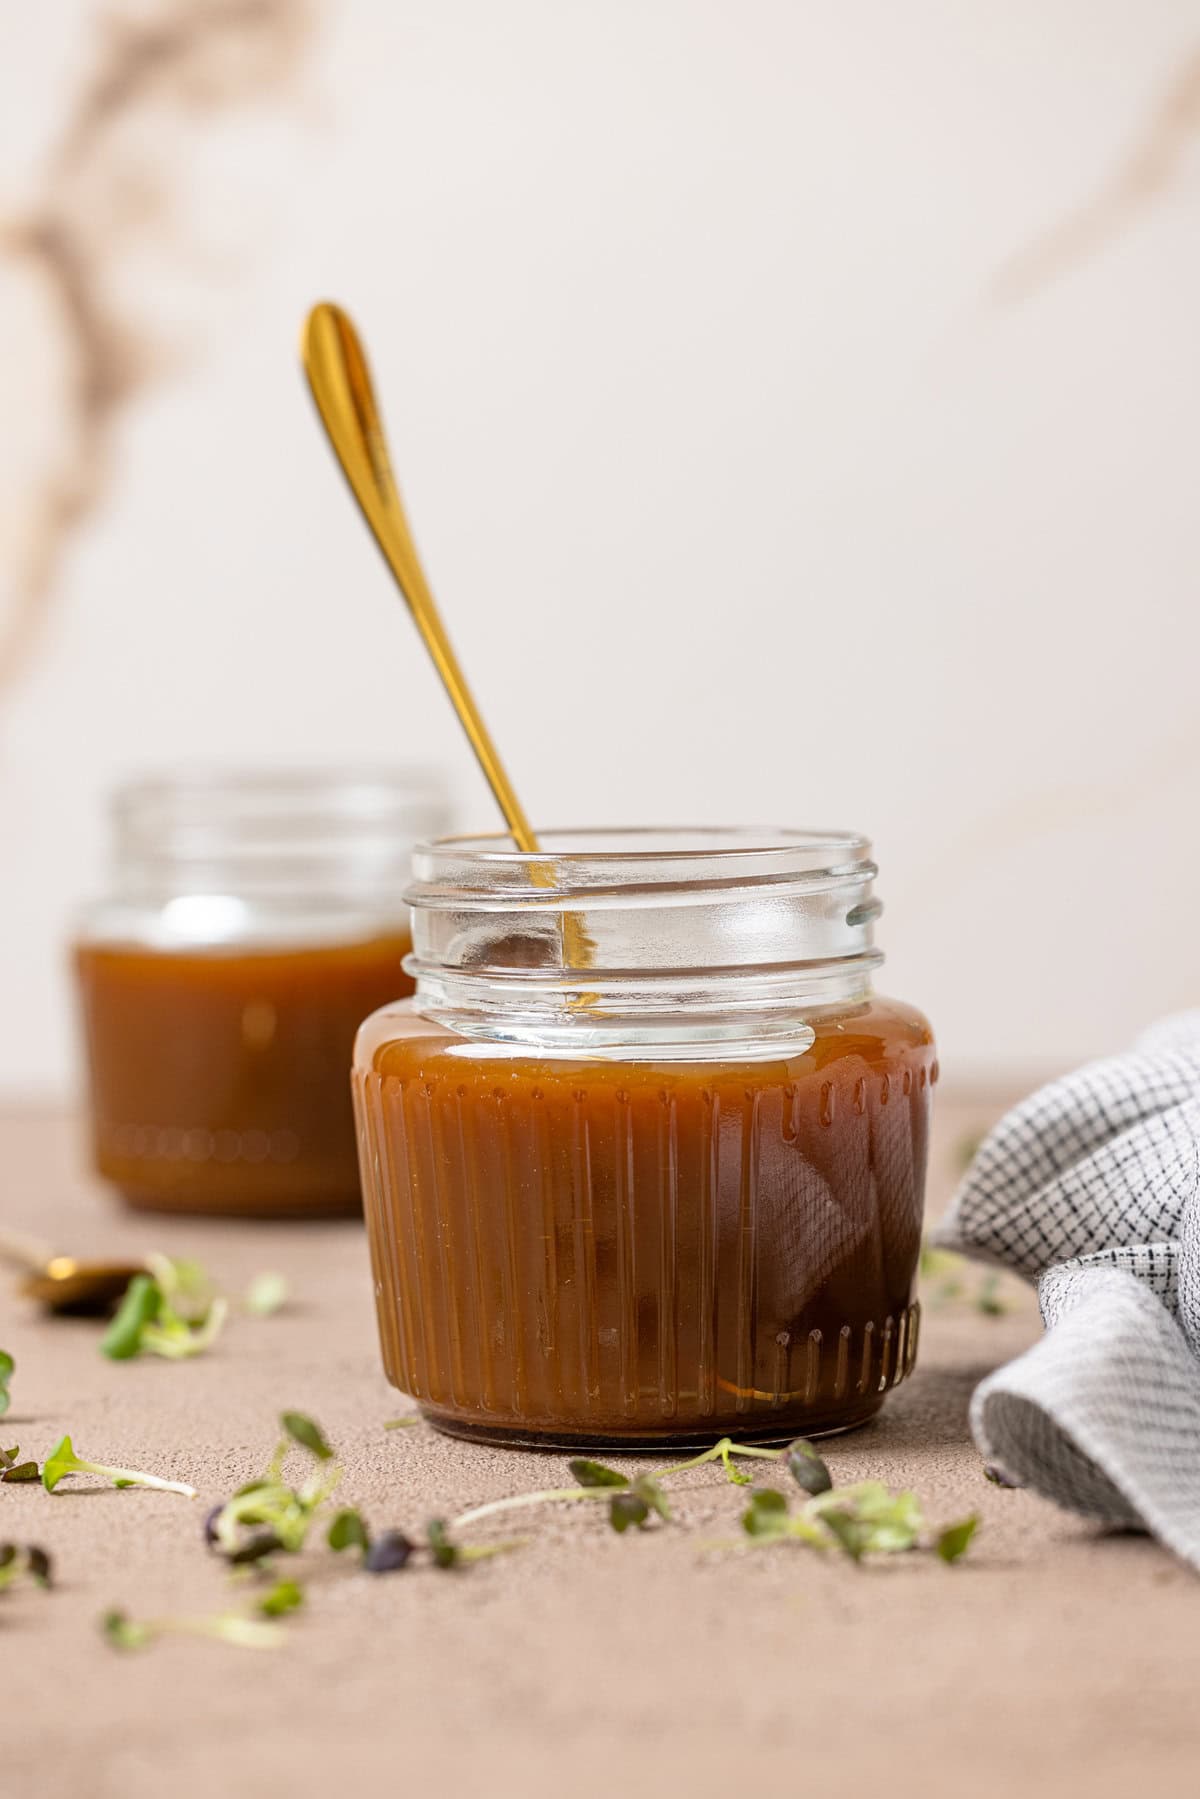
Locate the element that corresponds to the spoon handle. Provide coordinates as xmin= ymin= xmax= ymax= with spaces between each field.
xmin=301 ymin=302 xmax=537 ymax=853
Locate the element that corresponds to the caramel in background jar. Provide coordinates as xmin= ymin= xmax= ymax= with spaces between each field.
xmin=79 ymin=933 xmax=412 ymax=1216
xmin=74 ymin=770 xmax=448 ymax=1218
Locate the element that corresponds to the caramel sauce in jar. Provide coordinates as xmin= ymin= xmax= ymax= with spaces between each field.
xmin=353 ymin=828 xmax=936 ymax=1448
xmin=355 ymin=995 xmax=933 ymax=1446
xmin=73 ymin=770 xmax=448 ymax=1218
xmin=78 ymin=933 xmax=413 ymax=1216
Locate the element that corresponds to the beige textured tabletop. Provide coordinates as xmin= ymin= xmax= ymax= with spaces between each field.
xmin=2 ymin=1098 xmax=1196 ymax=1799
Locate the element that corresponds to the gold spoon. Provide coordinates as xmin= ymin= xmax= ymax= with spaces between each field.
xmin=0 ymin=1228 xmax=143 ymax=1315
xmin=301 ymin=301 xmax=596 ymax=978
xmin=301 ymin=301 xmax=537 ymax=852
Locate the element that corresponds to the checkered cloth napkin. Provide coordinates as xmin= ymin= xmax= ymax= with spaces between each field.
xmin=934 ymin=1013 xmax=1200 ymax=1567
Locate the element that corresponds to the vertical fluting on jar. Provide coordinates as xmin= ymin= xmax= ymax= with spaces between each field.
xmin=354 ymin=829 xmax=934 ymax=1446
xmin=354 ymin=1056 xmax=934 ymax=1436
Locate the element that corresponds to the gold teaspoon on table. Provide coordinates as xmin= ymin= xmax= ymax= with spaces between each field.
xmin=300 ymin=300 xmax=597 ymax=978
xmin=0 ymin=1228 xmax=144 ymax=1315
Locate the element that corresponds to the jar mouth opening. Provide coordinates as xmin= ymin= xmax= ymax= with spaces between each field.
xmin=408 ymin=826 xmax=873 ymax=907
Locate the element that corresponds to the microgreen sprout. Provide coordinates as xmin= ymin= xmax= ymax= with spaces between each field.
xmin=42 ymin=1434 xmax=196 ymax=1498
xmin=920 ymin=1240 xmax=1012 ymax=1316
xmin=976 ymin=1273 xmax=1007 ymax=1317
xmin=786 ymin=1440 xmax=833 ymax=1496
xmin=0 ymin=1350 xmax=13 ymax=1418
xmin=425 ymin=1518 xmax=520 ymax=1568
xmin=144 ymin=1254 xmax=212 ymax=1318
xmin=328 ymin=1508 xmax=371 ymax=1556
xmin=983 ymin=1463 xmax=1022 ymax=1488
xmin=0 ymin=1543 xmax=53 ymax=1591
xmin=244 ymin=1272 xmax=289 ymax=1317
xmin=101 ymin=1608 xmax=284 ymax=1651
xmin=258 ymin=1578 xmax=304 ymax=1616
xmin=383 ymin=1416 xmax=419 ymax=1430
xmin=935 ymin=1516 xmax=980 ymax=1563
xmin=1 ymin=1444 xmax=39 ymax=1483
xmin=207 ymin=1413 xmax=341 ymax=1561
xmin=101 ymin=1271 xmax=228 ymax=1362
xmin=281 ymin=1412 xmax=334 ymax=1461
xmin=739 ymin=1480 xmax=978 ymax=1564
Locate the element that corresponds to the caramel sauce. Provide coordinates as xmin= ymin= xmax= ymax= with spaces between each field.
xmin=76 ymin=932 xmax=412 ymax=1216
xmin=353 ymin=994 xmax=935 ymax=1447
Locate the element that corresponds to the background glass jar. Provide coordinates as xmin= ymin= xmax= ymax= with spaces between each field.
xmin=353 ymin=828 xmax=936 ymax=1448
xmin=75 ymin=768 xmax=449 ymax=1217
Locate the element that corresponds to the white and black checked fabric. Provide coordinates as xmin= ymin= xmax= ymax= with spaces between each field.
xmin=935 ymin=1013 xmax=1200 ymax=1567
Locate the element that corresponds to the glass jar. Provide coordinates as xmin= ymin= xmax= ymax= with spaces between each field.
xmin=353 ymin=828 xmax=935 ymax=1448
xmin=74 ymin=769 xmax=449 ymax=1217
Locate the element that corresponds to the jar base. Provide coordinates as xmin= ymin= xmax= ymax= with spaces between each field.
xmin=416 ymin=1399 xmax=885 ymax=1453
xmin=114 ymin=1185 xmax=363 ymax=1220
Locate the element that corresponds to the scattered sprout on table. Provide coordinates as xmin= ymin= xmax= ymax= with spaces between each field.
xmin=101 ymin=1607 xmax=285 ymax=1651
xmin=244 ymin=1272 xmax=289 ymax=1317
xmin=1 ymin=1443 xmax=40 ymax=1483
xmin=280 ymin=1411 xmax=334 ymax=1461
xmin=920 ymin=1240 xmax=1013 ymax=1316
xmin=935 ymin=1516 xmax=980 ymax=1562
xmin=0 ymin=1542 xmax=53 ymax=1591
xmin=383 ymin=1416 xmax=419 ymax=1430
xmin=740 ymin=1479 xmax=978 ymax=1564
xmin=101 ymin=1270 xmax=227 ymax=1362
xmin=327 ymin=1507 xmax=371 ymax=1556
xmin=206 ymin=1413 xmax=341 ymax=1560
xmin=786 ymin=1439 xmax=833 ymax=1495
xmin=258 ymin=1577 xmax=304 ymax=1616
xmin=42 ymin=1433 xmax=197 ymax=1498
xmin=0 ymin=1349 xmax=13 ymax=1417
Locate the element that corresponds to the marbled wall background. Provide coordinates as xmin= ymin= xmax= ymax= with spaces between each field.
xmin=2 ymin=0 xmax=1198 ymax=1096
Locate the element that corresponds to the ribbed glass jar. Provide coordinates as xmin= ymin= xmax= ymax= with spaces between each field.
xmin=353 ymin=829 xmax=935 ymax=1447
xmin=75 ymin=768 xmax=449 ymax=1217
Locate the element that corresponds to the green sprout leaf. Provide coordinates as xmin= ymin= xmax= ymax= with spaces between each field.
xmin=0 ymin=1350 xmax=13 ymax=1418
xmin=102 ymin=1607 xmax=285 ymax=1651
xmin=567 ymin=1457 xmax=629 ymax=1489
xmin=0 ymin=1544 xmax=52 ymax=1593
xmin=383 ymin=1416 xmax=419 ymax=1430
xmin=1 ymin=1460 xmax=39 ymax=1484
xmin=786 ymin=1439 xmax=833 ymax=1496
xmin=208 ymin=1413 xmax=341 ymax=1561
xmin=144 ymin=1254 xmax=212 ymax=1318
xmin=101 ymin=1272 xmax=227 ymax=1362
xmin=328 ymin=1508 xmax=371 ymax=1555
xmin=742 ymin=1488 xmax=790 ymax=1538
xmin=258 ymin=1578 xmax=304 ymax=1617
xmin=101 ymin=1275 xmax=162 ymax=1360
xmin=608 ymin=1492 xmax=650 ymax=1533
xmin=101 ymin=1609 xmax=151 ymax=1649
xmin=281 ymin=1412 xmax=334 ymax=1461
xmin=631 ymin=1475 xmax=670 ymax=1522
xmin=935 ymin=1516 xmax=980 ymax=1563
xmin=976 ymin=1274 xmax=1007 ymax=1317
xmin=245 ymin=1272 xmax=289 ymax=1317
xmin=42 ymin=1434 xmax=196 ymax=1499
xmin=427 ymin=1518 xmax=458 ymax=1568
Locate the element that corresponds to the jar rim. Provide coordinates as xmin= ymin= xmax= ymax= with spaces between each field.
xmin=408 ymin=826 xmax=873 ymax=906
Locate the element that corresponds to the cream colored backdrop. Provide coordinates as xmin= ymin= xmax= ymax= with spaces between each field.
xmin=2 ymin=0 xmax=1198 ymax=1096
